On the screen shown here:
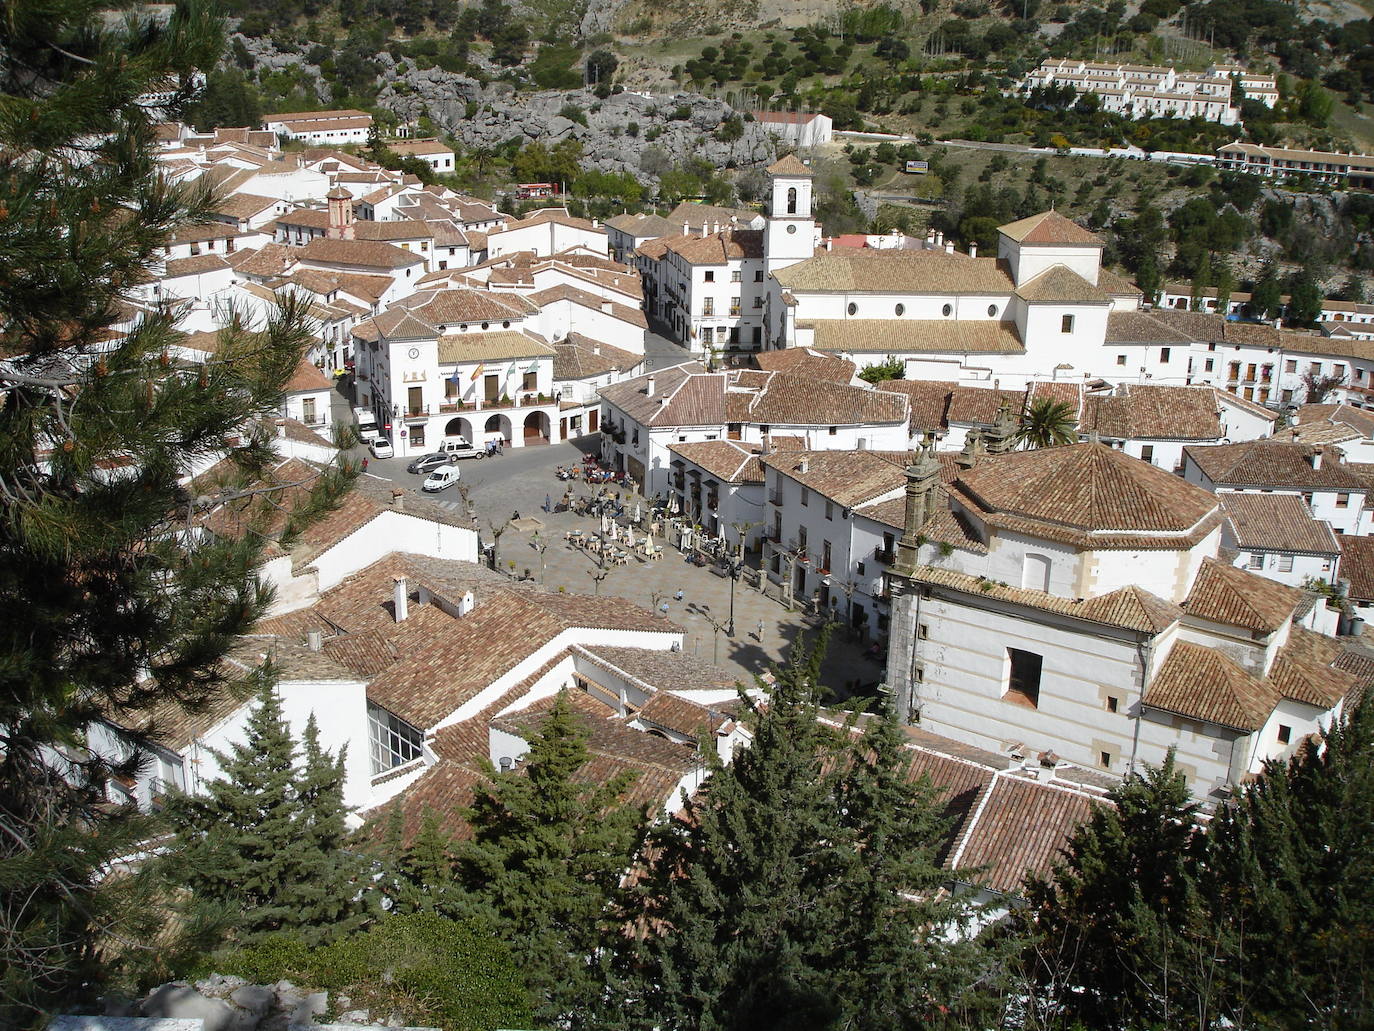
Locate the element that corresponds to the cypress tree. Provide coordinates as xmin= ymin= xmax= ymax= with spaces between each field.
xmin=167 ymin=672 xmax=312 ymax=942
xmin=457 ymin=691 xmax=649 ymax=1023
xmin=825 ymin=702 xmax=997 ymax=1030
xmin=291 ymin=716 xmax=370 ymax=944
xmin=0 ymin=0 xmax=351 ymax=1016
xmin=1018 ymin=751 xmax=1213 ymax=1029
xmin=1208 ymin=693 xmax=1374 ymax=1028
xmin=626 ymin=635 xmax=848 ymax=1031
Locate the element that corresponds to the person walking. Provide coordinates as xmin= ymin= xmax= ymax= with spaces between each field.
xmin=544 ymin=493 xmax=552 ymax=513
xmin=754 ymin=619 xmax=764 ymax=642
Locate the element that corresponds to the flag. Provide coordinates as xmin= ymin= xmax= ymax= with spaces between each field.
xmin=470 ymin=362 xmax=485 ymax=382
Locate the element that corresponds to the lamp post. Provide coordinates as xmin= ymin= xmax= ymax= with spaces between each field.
xmin=725 ymin=551 xmax=743 ymax=637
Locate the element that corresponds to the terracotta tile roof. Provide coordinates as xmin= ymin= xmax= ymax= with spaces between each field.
xmin=875 ymin=379 xmax=955 ymax=431
xmin=947 ymin=386 xmax=1023 ymax=425
xmin=635 ymin=692 xmax=729 ymax=736
xmin=411 ymin=287 xmax=536 ymax=323
xmin=1145 ymin=641 xmax=1278 ymax=731
xmin=661 ymin=228 xmax=764 ymax=265
xmin=436 ymin=330 xmax=554 ymax=363
xmin=1015 ymin=265 xmax=1110 ymax=303
xmin=285 ymin=359 xmax=332 ymax=393
xmin=950 ymin=775 xmax=1101 ymax=894
xmin=1220 ymin=493 xmax=1341 ymax=555
xmin=807 ymin=318 xmax=1023 ymax=355
xmin=668 ymin=439 xmax=766 ymax=484
xmin=1268 ymin=641 xmax=1354 ymax=710
xmin=956 ymin=441 xmax=1217 ymax=535
xmin=1296 ymin=403 xmax=1374 ymax=438
xmin=743 ymin=371 xmax=908 ymax=426
xmin=1214 ymin=388 xmax=1277 ymax=420
xmin=1096 ymin=268 xmax=1143 ymax=296
xmin=352 ymin=310 xmax=435 ymax=342
xmin=298 ymin=238 xmax=424 ymax=270
xmin=1280 ymin=422 xmax=1363 ymax=446
xmin=599 ymin=363 xmax=719 ymax=427
xmin=766 ymin=154 xmax=814 ymax=176
xmin=528 ymin=283 xmax=647 ymax=327
xmin=763 ymin=449 xmax=910 ymax=507
xmin=1082 ymin=384 xmax=1223 ymax=441
xmin=497 ymin=207 xmax=600 ymax=234
xmin=606 ymin=212 xmax=678 ymax=237
xmin=164 ymin=253 xmax=232 ymax=277
xmin=776 ymin=250 xmax=1016 ymax=294
xmin=1184 ymin=441 xmax=1367 ymax=490
xmin=914 ymin=564 xmax=1180 ymax=632
xmin=753 ymin=346 xmax=856 ymax=384
xmin=227 ymin=243 xmax=297 ymax=278
xmin=1341 ymin=535 xmax=1374 ymax=602
xmin=320 ymin=627 xmax=396 ymax=676
xmin=1183 ymin=558 xmax=1302 ymax=633
xmin=574 ymin=645 xmax=740 ymax=696
xmin=553 ymin=334 xmax=641 ymax=380
xmin=997 ymin=210 xmax=1103 ymax=246
xmin=1106 ymin=309 xmax=1200 ymax=345
xmin=214 ymin=193 xmax=278 ymax=220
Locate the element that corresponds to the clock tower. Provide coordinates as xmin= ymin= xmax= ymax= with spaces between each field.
xmin=764 ymin=154 xmax=817 ymax=275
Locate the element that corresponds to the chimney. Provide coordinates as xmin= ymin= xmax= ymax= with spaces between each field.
xmin=601 ymin=300 xmax=613 ymax=313
xmin=683 ymin=221 xmax=690 ymax=236
xmin=1310 ymin=447 xmax=1323 ymax=469
xmin=306 ymin=629 xmax=323 ymax=652
xmin=393 ymin=576 xmax=409 ymax=622
xmin=1036 ymin=750 xmax=1059 ymax=782
xmin=799 ymin=457 xmax=810 ymax=474
xmin=593 ymin=343 xmax=601 ymax=355
xmin=645 ymin=375 xmax=655 ymax=397
xmin=761 ymin=430 xmax=772 ymax=455
xmin=592 ymin=218 xmax=600 ymax=228
xmin=824 ymin=238 xmax=833 ymax=251
xmin=275 ymin=418 xmax=287 ymax=438
xmin=968 ymin=242 xmax=978 ymax=259
xmin=499 ymin=756 xmax=513 ymax=772
xmin=945 ymin=241 xmax=955 ymax=254
xmin=459 ymin=590 xmax=475 ymax=616
xmin=391 ymin=488 xmax=405 ymax=508
xmin=935 ymin=231 xmax=944 ymax=247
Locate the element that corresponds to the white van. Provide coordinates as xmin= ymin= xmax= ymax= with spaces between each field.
xmin=438 ymin=436 xmax=485 ymax=460
xmin=422 ymin=466 xmax=461 ymax=492
xmin=352 ymin=406 xmax=380 ymax=443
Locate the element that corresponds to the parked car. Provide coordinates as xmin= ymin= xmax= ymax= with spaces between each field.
xmin=369 ymin=437 xmax=394 ymax=459
xmin=438 ymin=436 xmax=485 ymax=460
xmin=422 ymin=466 xmax=461 ymax=492
xmin=406 ymin=452 xmax=455 ymax=475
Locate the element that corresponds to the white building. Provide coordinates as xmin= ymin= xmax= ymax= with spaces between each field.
xmin=1019 ymin=60 xmax=1276 ymax=126
xmin=883 ymin=441 xmax=1355 ymax=802
xmin=486 ymin=208 xmax=608 ymax=259
xmin=751 ymin=110 xmax=833 ymax=149
xmin=599 ymin=361 xmax=910 ymax=496
xmin=387 ymin=138 xmax=457 ymax=173
xmin=1219 ymin=492 xmax=1341 ymax=588
xmin=263 ymin=109 xmax=374 ymax=146
xmin=1183 ymin=440 xmax=1369 ymax=537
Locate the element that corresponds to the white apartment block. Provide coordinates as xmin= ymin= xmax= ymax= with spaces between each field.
xmin=263 ymin=109 xmax=374 ymax=145
xmin=1020 ymin=60 xmax=1277 ymax=126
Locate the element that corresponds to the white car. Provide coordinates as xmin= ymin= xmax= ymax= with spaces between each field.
xmin=422 ymin=466 xmax=461 ymax=492
xmin=369 ymin=437 xmax=394 ymax=459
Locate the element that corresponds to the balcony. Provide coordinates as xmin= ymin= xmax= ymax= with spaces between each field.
xmin=873 ymin=545 xmax=895 ymax=565
xmin=671 ymin=473 xmax=685 ymax=490
xmin=769 ymin=491 xmax=783 ymax=506
xmin=403 ymin=405 xmax=430 ymax=421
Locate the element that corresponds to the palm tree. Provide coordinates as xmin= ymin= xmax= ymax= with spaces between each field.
xmin=1017 ymin=398 xmax=1079 ymax=449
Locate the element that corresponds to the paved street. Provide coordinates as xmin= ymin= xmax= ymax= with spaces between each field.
xmin=334 ymin=386 xmax=884 ymax=697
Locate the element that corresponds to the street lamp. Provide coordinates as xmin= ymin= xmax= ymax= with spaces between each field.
xmin=725 ymin=551 xmax=744 ymax=637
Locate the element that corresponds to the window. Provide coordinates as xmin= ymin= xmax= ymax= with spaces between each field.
xmin=1286 ymin=360 xmax=1298 ymax=374
xmin=1248 ymin=553 xmax=1264 ymax=570
xmin=918 ymin=622 xmax=929 ymax=639
xmin=754 ymin=270 xmax=764 ymax=282
xmin=800 ymin=488 xmax=809 ymax=507
xmin=731 ymin=269 xmax=742 ymax=282
xmin=847 ymin=302 xmax=858 ymax=316
xmin=825 ymin=499 xmax=833 ymax=520
xmin=522 ymin=372 xmax=537 ymax=392
xmin=1141 ymin=445 xmax=1155 ymax=463
xmin=1099 ymin=751 xmax=1113 ymax=769
xmin=1160 ymin=347 xmax=1171 ymax=363
xmin=730 ymin=296 xmax=741 ymax=316
xmin=787 ymin=186 xmax=797 ymax=214
xmin=1005 ymin=648 xmax=1043 ymax=708
xmin=987 ymin=304 xmax=998 ymax=317
xmin=942 ymin=303 xmax=953 ymax=317
xmin=1106 ymin=695 xmax=1119 ymax=713
xmin=828 ymin=426 xmax=837 ymax=436
xmin=1337 ymin=493 xmax=1351 ymax=508
xmin=1117 ymin=354 xmax=1127 ymax=366
xmin=368 ymin=703 xmax=424 ymax=774
xmin=1277 ymin=724 xmax=1292 ymax=745
xmin=1022 ymin=553 xmax=1051 ymax=591
xmin=1205 ymin=358 xmax=1215 ymax=372
xmin=895 ymin=303 xmax=905 ymax=316
xmin=1061 ymin=314 xmax=1074 ymax=333
xmin=702 ymin=298 xmax=714 ymax=316
xmin=704 ymin=271 xmax=715 ymax=282
xmin=753 ymin=296 xmax=764 ymax=308
xmin=1278 ymin=554 xmax=1294 ymax=572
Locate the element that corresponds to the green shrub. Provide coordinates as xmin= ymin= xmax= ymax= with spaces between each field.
xmin=214 ymin=915 xmax=531 ymax=1031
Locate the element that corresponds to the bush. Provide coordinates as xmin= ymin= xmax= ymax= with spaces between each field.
xmin=214 ymin=915 xmax=531 ymax=1031
xmin=558 ymin=103 xmax=588 ymax=126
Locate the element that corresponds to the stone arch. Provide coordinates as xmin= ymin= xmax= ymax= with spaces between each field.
xmin=444 ymin=416 xmax=473 ymax=443
xmin=523 ymin=410 xmax=550 ymax=445
xmin=786 ymin=186 xmax=797 ymax=214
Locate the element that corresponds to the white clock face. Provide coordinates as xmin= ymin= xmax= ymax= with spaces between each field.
xmin=408 ymin=347 xmax=419 ymax=359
